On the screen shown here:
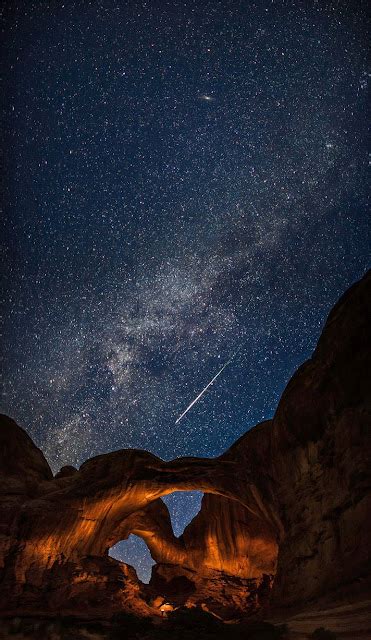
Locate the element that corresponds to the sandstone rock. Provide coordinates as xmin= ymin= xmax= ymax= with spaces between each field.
xmin=54 ymin=465 xmax=78 ymax=479
xmin=149 ymin=563 xmax=274 ymax=619
xmin=270 ymin=270 xmax=371 ymax=610
xmin=0 ymin=415 xmax=52 ymax=484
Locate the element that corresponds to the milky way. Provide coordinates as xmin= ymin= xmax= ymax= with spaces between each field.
xmin=2 ymin=0 xmax=370 ymax=581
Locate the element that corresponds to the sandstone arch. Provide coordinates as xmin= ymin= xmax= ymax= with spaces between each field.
xmin=0 ymin=415 xmax=279 ymax=566
xmin=0 ymin=415 xmax=279 ymax=617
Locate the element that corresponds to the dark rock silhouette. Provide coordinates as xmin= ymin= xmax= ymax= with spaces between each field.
xmin=0 ymin=270 xmax=370 ymax=622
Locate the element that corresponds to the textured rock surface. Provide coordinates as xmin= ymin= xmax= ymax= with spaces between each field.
xmin=149 ymin=563 xmax=274 ymax=619
xmin=270 ymin=270 xmax=371 ymax=610
xmin=0 ymin=270 xmax=370 ymax=621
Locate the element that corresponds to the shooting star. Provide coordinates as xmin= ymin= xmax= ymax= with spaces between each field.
xmin=175 ymin=352 xmax=238 ymax=424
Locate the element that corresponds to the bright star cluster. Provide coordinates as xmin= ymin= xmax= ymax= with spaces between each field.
xmin=1 ymin=0 xmax=370 ymax=582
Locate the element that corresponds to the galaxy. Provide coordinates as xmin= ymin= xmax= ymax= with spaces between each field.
xmin=1 ymin=1 xmax=370 ymax=582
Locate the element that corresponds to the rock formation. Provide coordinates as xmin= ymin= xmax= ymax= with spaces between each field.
xmin=0 ymin=270 xmax=370 ymax=621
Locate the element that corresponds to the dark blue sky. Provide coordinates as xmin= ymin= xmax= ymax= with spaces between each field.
xmin=2 ymin=0 xmax=370 ymax=581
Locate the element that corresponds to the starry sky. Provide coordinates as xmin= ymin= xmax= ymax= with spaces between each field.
xmin=1 ymin=0 xmax=370 ymax=582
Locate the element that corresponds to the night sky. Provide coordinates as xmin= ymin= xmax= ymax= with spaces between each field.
xmin=2 ymin=1 xmax=370 ymax=582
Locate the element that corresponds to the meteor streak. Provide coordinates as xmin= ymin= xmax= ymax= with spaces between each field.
xmin=175 ymin=353 xmax=237 ymax=424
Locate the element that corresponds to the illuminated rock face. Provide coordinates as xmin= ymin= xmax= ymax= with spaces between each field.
xmin=0 ymin=270 xmax=370 ymax=619
xmin=0 ymin=416 xmax=277 ymax=618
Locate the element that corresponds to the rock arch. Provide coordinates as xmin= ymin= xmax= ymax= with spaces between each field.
xmin=3 ymin=421 xmax=280 ymax=567
xmin=0 ymin=415 xmax=279 ymax=617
